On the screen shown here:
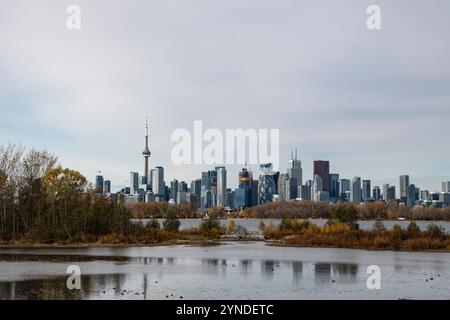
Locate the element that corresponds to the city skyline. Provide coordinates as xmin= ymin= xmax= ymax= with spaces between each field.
xmin=94 ymin=122 xmax=450 ymax=210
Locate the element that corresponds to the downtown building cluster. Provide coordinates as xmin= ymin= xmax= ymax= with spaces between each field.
xmin=93 ymin=123 xmax=450 ymax=210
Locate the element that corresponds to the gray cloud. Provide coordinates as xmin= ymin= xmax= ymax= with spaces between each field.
xmin=0 ymin=0 xmax=449 ymax=191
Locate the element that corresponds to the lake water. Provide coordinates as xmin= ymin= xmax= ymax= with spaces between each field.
xmin=134 ymin=218 xmax=450 ymax=233
xmin=1 ymin=242 xmax=449 ymax=300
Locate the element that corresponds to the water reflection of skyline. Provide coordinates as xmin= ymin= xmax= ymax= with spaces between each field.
xmin=0 ymin=250 xmax=447 ymax=300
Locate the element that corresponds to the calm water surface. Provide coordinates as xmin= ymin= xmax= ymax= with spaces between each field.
xmin=0 ymin=242 xmax=449 ymax=300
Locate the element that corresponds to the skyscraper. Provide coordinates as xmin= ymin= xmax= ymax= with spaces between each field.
xmin=373 ymin=186 xmax=381 ymax=200
xmin=362 ymin=180 xmax=371 ymax=201
xmin=407 ymin=184 xmax=416 ymax=208
xmin=329 ymin=173 xmax=340 ymax=200
xmin=216 ymin=166 xmax=227 ymax=207
xmin=152 ymin=166 xmax=164 ymax=196
xmin=399 ymin=175 xmax=410 ymax=203
xmin=95 ymin=174 xmax=104 ymax=194
xmin=190 ymin=179 xmax=202 ymax=208
xmin=235 ymin=167 xmax=253 ymax=209
xmin=239 ymin=168 xmax=252 ymax=187
xmin=142 ymin=117 xmax=151 ymax=185
xmin=277 ymin=173 xmax=289 ymax=201
xmin=339 ymin=179 xmax=350 ymax=201
xmin=103 ymin=180 xmax=111 ymax=195
xmin=287 ymin=149 xmax=302 ymax=187
xmin=383 ymin=184 xmax=396 ymax=201
xmin=130 ymin=172 xmax=139 ymax=194
xmin=170 ymin=179 xmax=178 ymax=203
xmin=350 ymin=177 xmax=362 ymax=204
xmin=258 ymin=163 xmax=277 ymax=204
xmin=313 ymin=160 xmax=330 ymax=192
xmin=286 ymin=176 xmax=298 ymax=200
xmin=313 ymin=174 xmax=323 ymax=201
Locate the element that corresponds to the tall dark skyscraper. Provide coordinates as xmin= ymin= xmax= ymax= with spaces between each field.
xmin=142 ymin=117 xmax=151 ymax=185
xmin=95 ymin=174 xmax=104 ymax=194
xmin=313 ymin=160 xmax=330 ymax=192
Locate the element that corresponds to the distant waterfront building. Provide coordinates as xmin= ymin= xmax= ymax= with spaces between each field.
xmin=329 ymin=173 xmax=340 ymax=200
xmin=299 ymin=184 xmax=312 ymax=201
xmin=201 ymin=171 xmax=211 ymax=208
xmin=130 ymin=172 xmax=139 ymax=194
xmin=258 ymin=163 xmax=277 ymax=204
xmin=278 ymin=173 xmax=290 ymax=201
xmin=287 ymin=149 xmax=302 ymax=187
xmin=339 ymin=179 xmax=350 ymax=201
xmin=179 ymin=181 xmax=188 ymax=192
xmin=251 ymin=179 xmax=259 ymax=206
xmin=103 ymin=180 xmax=111 ymax=195
xmin=440 ymin=192 xmax=450 ymax=205
xmin=362 ymin=180 xmax=371 ymax=201
xmin=420 ymin=190 xmax=430 ymax=201
xmin=235 ymin=168 xmax=253 ymax=209
xmin=125 ymin=193 xmax=144 ymax=204
xmin=313 ymin=160 xmax=330 ymax=193
xmin=442 ymin=181 xmax=450 ymax=193
xmin=350 ymin=177 xmax=362 ymax=204
xmin=190 ymin=179 xmax=201 ymax=208
xmin=216 ymin=166 xmax=227 ymax=207
xmin=152 ymin=167 xmax=164 ymax=196
xmin=407 ymin=184 xmax=417 ymax=208
xmin=170 ymin=179 xmax=179 ymax=203
xmin=372 ymin=186 xmax=381 ymax=201
xmin=317 ymin=191 xmax=329 ymax=202
xmin=95 ymin=174 xmax=104 ymax=194
xmin=399 ymin=175 xmax=410 ymax=203
xmin=177 ymin=191 xmax=187 ymax=204
xmin=286 ymin=177 xmax=298 ymax=200
xmin=146 ymin=191 xmax=155 ymax=203
xmin=383 ymin=184 xmax=396 ymax=202
xmin=313 ymin=174 xmax=323 ymax=202
xmin=226 ymin=189 xmax=235 ymax=209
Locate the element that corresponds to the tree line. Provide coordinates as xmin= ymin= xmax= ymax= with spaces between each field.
xmin=242 ymin=200 xmax=450 ymax=221
xmin=0 ymin=143 xmax=140 ymax=242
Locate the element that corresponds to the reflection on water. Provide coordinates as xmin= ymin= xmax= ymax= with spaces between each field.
xmin=332 ymin=263 xmax=358 ymax=278
xmin=315 ymin=263 xmax=331 ymax=283
xmin=0 ymin=242 xmax=449 ymax=300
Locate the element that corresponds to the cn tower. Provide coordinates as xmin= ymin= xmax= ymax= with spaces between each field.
xmin=142 ymin=117 xmax=151 ymax=185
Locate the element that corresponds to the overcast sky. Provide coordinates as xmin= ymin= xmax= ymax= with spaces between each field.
xmin=1 ymin=0 xmax=449 ymax=191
